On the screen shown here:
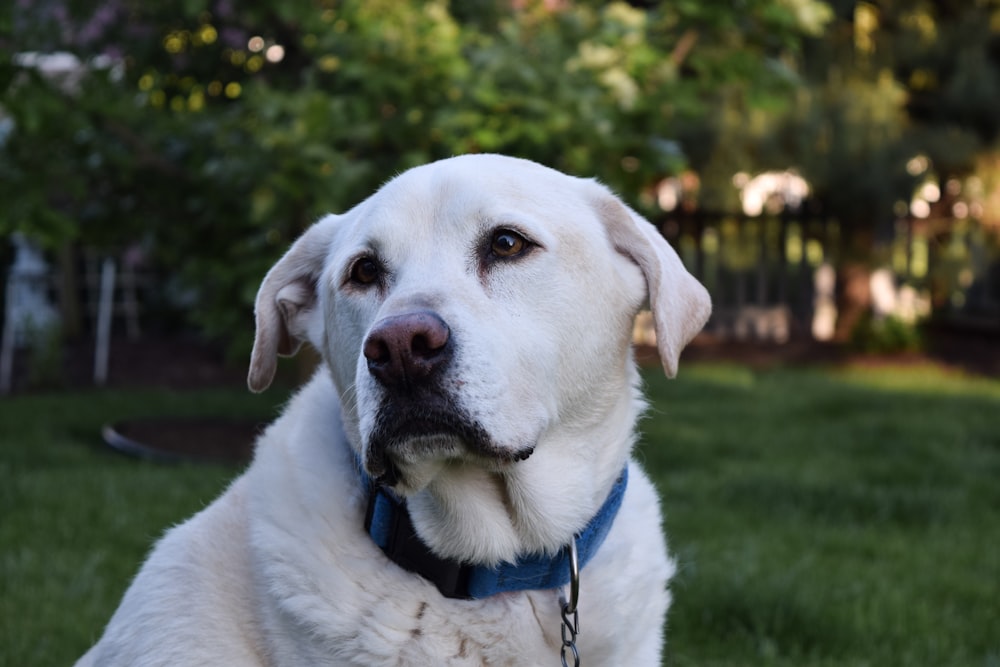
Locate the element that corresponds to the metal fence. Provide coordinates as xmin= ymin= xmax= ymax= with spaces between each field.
xmin=656 ymin=210 xmax=1000 ymax=341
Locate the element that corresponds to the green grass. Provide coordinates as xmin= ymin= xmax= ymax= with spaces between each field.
xmin=643 ymin=364 xmax=1000 ymax=666
xmin=2 ymin=364 xmax=999 ymax=666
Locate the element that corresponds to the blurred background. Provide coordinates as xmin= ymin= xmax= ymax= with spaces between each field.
xmin=1 ymin=0 xmax=997 ymax=387
xmin=2 ymin=2 xmax=999 ymax=666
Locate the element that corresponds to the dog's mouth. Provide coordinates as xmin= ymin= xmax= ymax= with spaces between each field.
xmin=364 ymin=402 xmax=533 ymax=489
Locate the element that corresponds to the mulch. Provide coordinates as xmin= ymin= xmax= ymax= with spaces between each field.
xmin=103 ymin=417 xmax=265 ymax=466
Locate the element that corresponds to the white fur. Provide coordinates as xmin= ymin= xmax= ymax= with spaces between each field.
xmin=76 ymin=155 xmax=710 ymax=666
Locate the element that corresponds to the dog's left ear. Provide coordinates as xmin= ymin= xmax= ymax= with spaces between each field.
xmin=591 ymin=186 xmax=711 ymax=378
xmin=248 ymin=215 xmax=338 ymax=393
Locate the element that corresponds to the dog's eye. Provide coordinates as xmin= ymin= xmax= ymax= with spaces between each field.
xmin=490 ymin=229 xmax=528 ymax=259
xmin=349 ymin=257 xmax=382 ymax=286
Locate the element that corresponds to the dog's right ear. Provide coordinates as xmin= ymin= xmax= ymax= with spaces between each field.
xmin=248 ymin=216 xmax=339 ymax=393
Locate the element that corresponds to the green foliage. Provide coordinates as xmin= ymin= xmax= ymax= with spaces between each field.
xmin=2 ymin=0 xmax=831 ymax=353
xmin=686 ymin=0 xmax=1000 ymax=246
xmin=24 ymin=323 xmax=66 ymax=389
xmin=849 ymin=312 xmax=925 ymax=354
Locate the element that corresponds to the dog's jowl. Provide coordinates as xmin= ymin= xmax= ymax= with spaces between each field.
xmin=76 ymin=154 xmax=711 ymax=667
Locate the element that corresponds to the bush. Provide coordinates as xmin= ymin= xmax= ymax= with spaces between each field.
xmin=849 ymin=313 xmax=925 ymax=355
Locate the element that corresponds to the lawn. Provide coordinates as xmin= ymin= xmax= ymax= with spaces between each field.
xmin=2 ymin=362 xmax=998 ymax=666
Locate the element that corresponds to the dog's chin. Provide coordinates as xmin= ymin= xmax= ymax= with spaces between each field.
xmin=372 ymin=437 xmax=459 ymax=495
xmin=364 ymin=410 xmax=534 ymax=494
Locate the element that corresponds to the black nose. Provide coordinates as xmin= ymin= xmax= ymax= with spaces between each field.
xmin=363 ymin=311 xmax=451 ymax=388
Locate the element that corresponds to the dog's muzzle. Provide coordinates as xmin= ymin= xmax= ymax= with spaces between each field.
xmin=361 ymin=310 xmax=533 ymax=486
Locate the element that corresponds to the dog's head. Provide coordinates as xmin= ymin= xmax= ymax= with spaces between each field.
xmin=247 ymin=154 xmax=709 ymax=528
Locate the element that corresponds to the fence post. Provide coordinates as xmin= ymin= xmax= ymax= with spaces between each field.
xmin=93 ymin=257 xmax=116 ymax=386
xmin=756 ymin=217 xmax=769 ymax=306
xmin=777 ymin=208 xmax=790 ymax=308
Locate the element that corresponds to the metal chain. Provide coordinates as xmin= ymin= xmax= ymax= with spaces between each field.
xmin=558 ymin=540 xmax=581 ymax=666
xmin=559 ymin=600 xmax=580 ymax=667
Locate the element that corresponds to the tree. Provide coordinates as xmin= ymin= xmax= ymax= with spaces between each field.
xmin=672 ymin=0 xmax=1000 ymax=338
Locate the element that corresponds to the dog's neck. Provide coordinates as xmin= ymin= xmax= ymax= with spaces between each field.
xmin=337 ymin=349 xmax=644 ymax=588
xmin=362 ymin=460 xmax=629 ymax=600
xmin=363 ymin=373 xmax=644 ymax=574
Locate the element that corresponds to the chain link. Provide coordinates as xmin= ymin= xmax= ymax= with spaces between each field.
xmin=559 ymin=598 xmax=580 ymax=667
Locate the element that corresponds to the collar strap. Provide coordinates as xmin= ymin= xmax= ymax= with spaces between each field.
xmin=362 ymin=463 xmax=628 ymax=600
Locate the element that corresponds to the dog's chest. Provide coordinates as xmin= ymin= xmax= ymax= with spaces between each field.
xmin=266 ymin=588 xmax=561 ymax=666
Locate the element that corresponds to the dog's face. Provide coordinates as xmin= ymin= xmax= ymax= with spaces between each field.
xmin=248 ymin=155 xmax=710 ymax=499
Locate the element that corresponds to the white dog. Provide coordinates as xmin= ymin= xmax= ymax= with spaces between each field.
xmin=76 ymin=155 xmax=710 ymax=666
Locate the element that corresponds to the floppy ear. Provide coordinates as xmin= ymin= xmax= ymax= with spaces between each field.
xmin=247 ymin=216 xmax=339 ymax=393
xmin=592 ymin=187 xmax=711 ymax=378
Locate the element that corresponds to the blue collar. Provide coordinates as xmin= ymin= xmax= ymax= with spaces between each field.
xmin=361 ymin=463 xmax=629 ymax=600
